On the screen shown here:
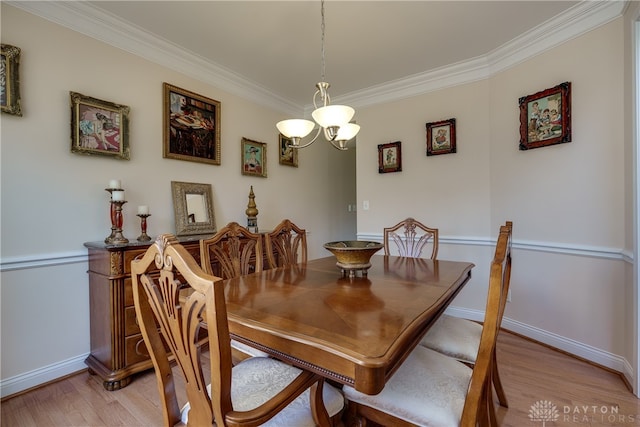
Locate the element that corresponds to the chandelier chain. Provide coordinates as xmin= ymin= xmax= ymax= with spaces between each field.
xmin=320 ymin=0 xmax=325 ymax=83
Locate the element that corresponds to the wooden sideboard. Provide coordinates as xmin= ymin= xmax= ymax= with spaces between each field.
xmin=84 ymin=233 xmax=272 ymax=390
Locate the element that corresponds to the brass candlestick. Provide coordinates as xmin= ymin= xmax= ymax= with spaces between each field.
xmin=136 ymin=214 xmax=152 ymax=242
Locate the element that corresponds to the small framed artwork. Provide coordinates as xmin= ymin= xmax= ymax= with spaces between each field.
xmin=378 ymin=141 xmax=402 ymax=174
xmin=519 ymin=81 xmax=571 ymax=150
xmin=163 ymin=82 xmax=221 ymax=165
xmin=70 ymin=92 xmax=130 ymax=160
xmin=1 ymin=44 xmax=22 ymax=116
xmin=279 ymin=133 xmax=298 ymax=167
xmin=242 ymin=137 xmax=267 ymax=177
xmin=426 ymin=118 xmax=456 ymax=156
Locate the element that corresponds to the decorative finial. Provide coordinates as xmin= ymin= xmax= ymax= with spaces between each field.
xmin=246 ymin=186 xmax=258 ymax=233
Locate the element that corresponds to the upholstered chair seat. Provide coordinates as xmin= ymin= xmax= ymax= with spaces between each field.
xmin=420 ymin=314 xmax=483 ymax=364
xmin=343 ymin=345 xmax=472 ymax=427
xmin=182 ymin=357 xmax=346 ymax=426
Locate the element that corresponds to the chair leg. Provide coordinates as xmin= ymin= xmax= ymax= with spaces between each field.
xmin=488 ymin=387 xmax=498 ymax=427
xmin=492 ymin=349 xmax=509 ymax=408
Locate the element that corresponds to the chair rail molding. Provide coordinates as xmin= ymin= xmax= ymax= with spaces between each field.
xmin=357 ymin=233 xmax=631 ymax=263
xmin=0 ymin=251 xmax=87 ymax=272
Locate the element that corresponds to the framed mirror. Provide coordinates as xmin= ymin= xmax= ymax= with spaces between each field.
xmin=171 ymin=181 xmax=216 ymax=236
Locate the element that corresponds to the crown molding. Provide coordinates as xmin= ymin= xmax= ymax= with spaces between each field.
xmin=6 ymin=0 xmax=304 ymax=116
xmin=335 ymin=0 xmax=626 ymax=108
xmin=8 ymin=0 xmax=626 ymax=113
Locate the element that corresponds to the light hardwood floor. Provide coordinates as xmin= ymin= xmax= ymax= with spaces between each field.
xmin=2 ymin=331 xmax=639 ymax=426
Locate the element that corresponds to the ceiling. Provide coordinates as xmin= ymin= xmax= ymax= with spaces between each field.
xmin=12 ymin=1 xmax=624 ymax=110
xmin=88 ymin=1 xmax=580 ymax=105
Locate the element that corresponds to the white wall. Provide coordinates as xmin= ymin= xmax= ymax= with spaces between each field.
xmin=0 ymin=5 xmax=353 ymax=396
xmin=356 ymin=18 xmax=632 ymax=381
xmin=1 ymin=2 xmax=636 ymax=397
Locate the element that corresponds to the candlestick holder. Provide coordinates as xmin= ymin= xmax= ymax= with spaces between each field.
xmin=105 ymin=188 xmax=129 ymax=244
xmin=136 ymin=214 xmax=152 ymax=242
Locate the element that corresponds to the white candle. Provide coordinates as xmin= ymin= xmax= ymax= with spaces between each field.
xmin=112 ymin=190 xmax=125 ymax=201
xmin=138 ymin=205 xmax=149 ymax=215
xmin=108 ymin=179 xmax=121 ymax=189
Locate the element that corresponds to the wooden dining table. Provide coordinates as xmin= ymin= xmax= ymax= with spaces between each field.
xmin=223 ymin=255 xmax=474 ymax=395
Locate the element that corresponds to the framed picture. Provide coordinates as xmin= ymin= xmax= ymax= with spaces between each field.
xmin=279 ymin=133 xmax=298 ymax=167
xmin=378 ymin=141 xmax=402 ymax=174
xmin=519 ymin=81 xmax=571 ymax=150
xmin=242 ymin=137 xmax=267 ymax=177
xmin=163 ymin=83 xmax=221 ymax=165
xmin=426 ymin=118 xmax=456 ymax=156
xmin=70 ymin=92 xmax=130 ymax=160
xmin=1 ymin=44 xmax=22 ymax=116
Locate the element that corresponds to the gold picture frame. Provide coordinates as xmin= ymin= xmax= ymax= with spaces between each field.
xmin=241 ymin=137 xmax=267 ymax=177
xmin=279 ymin=133 xmax=298 ymax=167
xmin=171 ymin=181 xmax=216 ymax=236
xmin=163 ymin=83 xmax=221 ymax=165
xmin=70 ymin=92 xmax=130 ymax=160
xmin=1 ymin=44 xmax=22 ymax=116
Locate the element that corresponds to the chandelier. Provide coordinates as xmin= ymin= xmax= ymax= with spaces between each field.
xmin=276 ymin=0 xmax=360 ymax=151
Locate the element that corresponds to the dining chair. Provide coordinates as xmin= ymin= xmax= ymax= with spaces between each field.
xmin=264 ymin=219 xmax=307 ymax=269
xmin=419 ymin=221 xmax=513 ymax=410
xmin=383 ymin=217 xmax=439 ymax=259
xmin=132 ymin=234 xmax=346 ymax=427
xmin=200 ymin=221 xmax=269 ymax=360
xmin=343 ymin=224 xmax=512 ymax=427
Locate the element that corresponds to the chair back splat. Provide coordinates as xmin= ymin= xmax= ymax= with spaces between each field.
xmin=383 ymin=217 xmax=439 ymax=259
xmin=200 ymin=221 xmax=263 ymax=279
xmin=132 ymin=234 xmax=230 ymax=426
xmin=264 ymin=219 xmax=308 ymax=269
xmin=132 ymin=234 xmax=345 ymax=427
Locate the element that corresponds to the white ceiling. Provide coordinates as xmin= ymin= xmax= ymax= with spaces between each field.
xmin=10 ymin=1 xmax=625 ymax=111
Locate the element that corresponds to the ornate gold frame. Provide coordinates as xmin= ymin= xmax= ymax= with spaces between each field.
xmin=241 ymin=137 xmax=267 ymax=177
xmin=70 ymin=92 xmax=130 ymax=160
xmin=163 ymin=83 xmax=221 ymax=165
xmin=278 ymin=133 xmax=298 ymax=167
xmin=171 ymin=181 xmax=216 ymax=236
xmin=1 ymin=44 xmax=22 ymax=116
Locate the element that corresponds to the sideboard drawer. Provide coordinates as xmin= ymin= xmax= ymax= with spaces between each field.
xmin=125 ymin=334 xmax=150 ymax=366
xmin=124 ymin=249 xmax=147 ymax=274
xmin=124 ymin=306 xmax=140 ymax=336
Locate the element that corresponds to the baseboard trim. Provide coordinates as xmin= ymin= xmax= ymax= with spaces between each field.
xmin=446 ymin=306 xmax=631 ymax=381
xmin=0 ymin=353 xmax=89 ymax=399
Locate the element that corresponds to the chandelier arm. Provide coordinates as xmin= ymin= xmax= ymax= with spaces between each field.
xmin=288 ymin=127 xmax=323 ymax=149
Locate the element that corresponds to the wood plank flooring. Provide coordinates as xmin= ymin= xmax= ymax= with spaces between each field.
xmin=2 ymin=331 xmax=639 ymax=426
